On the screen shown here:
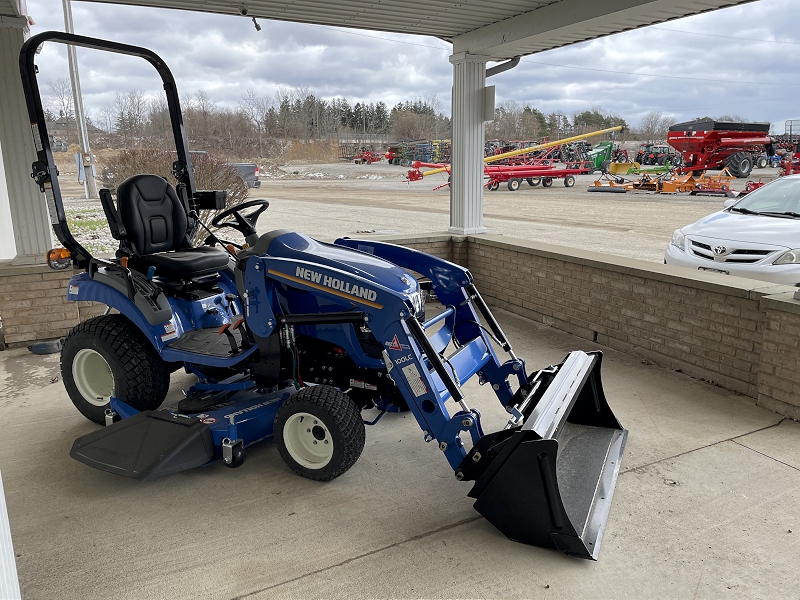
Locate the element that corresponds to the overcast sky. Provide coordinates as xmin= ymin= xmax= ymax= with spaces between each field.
xmin=25 ymin=0 xmax=800 ymax=132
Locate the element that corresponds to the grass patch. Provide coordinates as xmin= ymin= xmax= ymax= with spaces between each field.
xmin=65 ymin=206 xmax=116 ymax=254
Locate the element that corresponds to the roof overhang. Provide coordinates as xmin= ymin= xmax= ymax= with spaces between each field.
xmin=0 ymin=0 xmax=25 ymax=18
xmin=78 ymin=0 xmax=756 ymax=60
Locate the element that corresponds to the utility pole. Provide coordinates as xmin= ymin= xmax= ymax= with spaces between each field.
xmin=62 ymin=0 xmax=98 ymax=198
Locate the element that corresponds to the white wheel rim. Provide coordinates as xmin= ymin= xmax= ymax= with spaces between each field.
xmin=72 ymin=348 xmax=115 ymax=406
xmin=283 ymin=412 xmax=333 ymax=469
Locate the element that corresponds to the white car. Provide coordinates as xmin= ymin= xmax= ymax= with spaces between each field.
xmin=665 ymin=175 xmax=800 ymax=286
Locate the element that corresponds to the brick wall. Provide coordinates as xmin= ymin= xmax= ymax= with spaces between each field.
xmin=466 ymin=236 xmax=796 ymax=398
xmin=758 ymin=293 xmax=800 ymax=420
xmin=0 ymin=265 xmax=105 ymax=347
xmin=377 ymin=234 xmax=455 ymax=262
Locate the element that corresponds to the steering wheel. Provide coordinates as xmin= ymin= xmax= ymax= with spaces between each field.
xmin=211 ymin=199 xmax=270 ymax=239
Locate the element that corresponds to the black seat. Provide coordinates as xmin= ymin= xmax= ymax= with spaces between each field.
xmin=116 ymin=174 xmax=229 ymax=280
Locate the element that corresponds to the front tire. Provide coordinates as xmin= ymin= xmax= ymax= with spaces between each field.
xmin=61 ymin=315 xmax=170 ymax=424
xmin=275 ymin=385 xmax=365 ymax=481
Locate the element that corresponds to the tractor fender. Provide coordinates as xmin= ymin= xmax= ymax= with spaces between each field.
xmin=64 ymin=272 xmax=174 ymax=352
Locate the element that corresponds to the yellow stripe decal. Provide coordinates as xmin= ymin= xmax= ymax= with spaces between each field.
xmin=268 ymin=269 xmax=384 ymax=310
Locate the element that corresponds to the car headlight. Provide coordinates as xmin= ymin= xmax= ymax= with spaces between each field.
xmin=670 ymin=229 xmax=686 ymax=252
xmin=773 ymin=249 xmax=800 ymax=265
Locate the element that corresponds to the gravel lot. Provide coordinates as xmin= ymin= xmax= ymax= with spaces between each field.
xmin=60 ymin=162 xmax=781 ymax=263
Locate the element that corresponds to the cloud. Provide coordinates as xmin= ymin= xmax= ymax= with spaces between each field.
xmin=26 ymin=0 xmax=800 ymax=130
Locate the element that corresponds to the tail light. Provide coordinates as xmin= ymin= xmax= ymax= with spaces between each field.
xmin=46 ymin=247 xmax=71 ymax=270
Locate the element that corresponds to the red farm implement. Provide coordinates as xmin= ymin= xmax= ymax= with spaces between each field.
xmin=780 ymin=152 xmax=800 ymax=176
xmin=406 ymin=161 xmax=590 ymax=191
xmin=354 ymin=150 xmax=383 ymax=164
xmin=667 ymin=120 xmax=774 ymax=178
xmin=406 ymin=125 xmax=624 ymax=188
xmin=484 ymin=163 xmax=590 ymax=191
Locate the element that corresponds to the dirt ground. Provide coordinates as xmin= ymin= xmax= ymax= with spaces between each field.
xmin=58 ymin=162 xmax=781 ymax=263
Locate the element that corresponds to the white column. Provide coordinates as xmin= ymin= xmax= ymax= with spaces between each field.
xmin=449 ymin=52 xmax=489 ymax=235
xmin=0 ymin=17 xmax=53 ymax=265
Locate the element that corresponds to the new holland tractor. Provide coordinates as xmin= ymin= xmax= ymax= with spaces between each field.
xmin=21 ymin=32 xmax=627 ymax=560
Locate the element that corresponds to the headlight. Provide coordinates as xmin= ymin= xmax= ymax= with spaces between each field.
xmin=773 ymin=249 xmax=800 ymax=265
xmin=407 ymin=290 xmax=424 ymax=316
xmin=670 ymin=229 xmax=686 ymax=252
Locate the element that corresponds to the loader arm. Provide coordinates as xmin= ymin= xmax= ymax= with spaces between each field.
xmin=334 ymin=238 xmax=628 ymax=560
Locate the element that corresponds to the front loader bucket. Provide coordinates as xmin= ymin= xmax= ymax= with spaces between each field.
xmin=607 ymin=161 xmax=638 ymax=174
xmin=465 ymin=351 xmax=627 ymax=560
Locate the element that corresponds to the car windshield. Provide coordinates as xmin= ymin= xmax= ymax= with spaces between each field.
xmin=731 ymin=177 xmax=800 ymax=214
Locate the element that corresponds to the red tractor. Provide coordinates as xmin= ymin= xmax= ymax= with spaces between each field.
xmin=635 ymin=143 xmax=681 ymax=166
xmin=667 ymin=120 xmax=774 ymax=178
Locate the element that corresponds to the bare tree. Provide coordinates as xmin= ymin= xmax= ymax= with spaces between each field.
xmin=146 ymin=95 xmax=171 ymax=149
xmin=639 ymin=111 xmax=676 ymax=143
xmin=486 ymin=101 xmax=523 ymax=140
xmin=114 ymin=90 xmax=148 ymax=146
xmin=717 ymin=114 xmax=746 ymax=122
xmin=49 ymin=77 xmax=75 ymax=120
xmin=241 ymin=88 xmax=274 ymax=155
xmin=97 ymin=104 xmax=116 ymax=134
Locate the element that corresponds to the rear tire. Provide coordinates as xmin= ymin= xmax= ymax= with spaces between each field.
xmin=61 ymin=315 xmax=170 ymax=424
xmin=725 ymin=152 xmax=753 ymax=178
xmin=507 ymin=178 xmax=521 ymax=191
xmin=756 ymin=156 xmax=768 ymax=169
xmin=275 ymin=385 xmax=365 ymax=481
xmin=542 ymin=177 xmax=553 ymax=187
xmin=527 ymin=177 xmax=541 ymax=186
xmin=563 ymin=175 xmax=576 ymax=187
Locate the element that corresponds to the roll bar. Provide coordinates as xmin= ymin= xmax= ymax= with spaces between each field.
xmin=19 ymin=31 xmax=196 ymax=268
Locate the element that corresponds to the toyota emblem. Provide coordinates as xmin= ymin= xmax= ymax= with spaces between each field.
xmin=713 ymin=245 xmax=727 ymax=256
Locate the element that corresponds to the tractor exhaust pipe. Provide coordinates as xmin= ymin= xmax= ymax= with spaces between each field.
xmin=457 ymin=351 xmax=627 ymax=560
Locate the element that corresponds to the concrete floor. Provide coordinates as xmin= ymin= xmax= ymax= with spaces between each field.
xmin=1 ymin=307 xmax=799 ymax=599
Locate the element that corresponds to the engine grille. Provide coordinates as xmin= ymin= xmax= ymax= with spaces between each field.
xmin=689 ymin=239 xmax=775 ymax=264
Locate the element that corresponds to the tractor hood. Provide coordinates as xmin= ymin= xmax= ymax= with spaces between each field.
xmin=264 ymin=231 xmax=419 ymax=296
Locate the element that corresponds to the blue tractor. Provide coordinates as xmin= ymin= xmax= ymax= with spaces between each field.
xmin=21 ymin=32 xmax=627 ymax=560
